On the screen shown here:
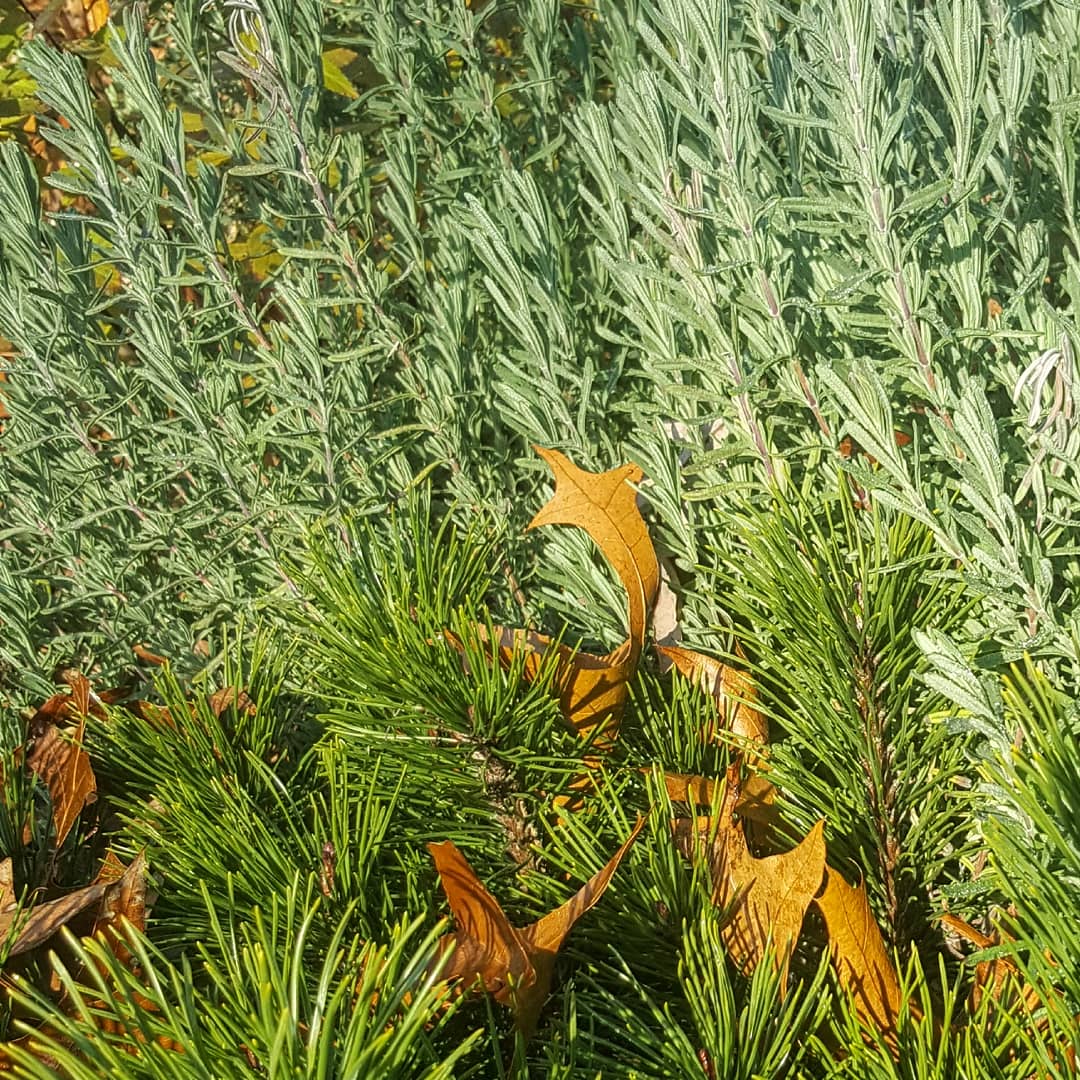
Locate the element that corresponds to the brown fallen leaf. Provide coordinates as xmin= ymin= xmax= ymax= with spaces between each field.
xmin=0 ymin=880 xmax=110 ymax=959
xmin=124 ymin=699 xmax=177 ymax=731
xmin=520 ymin=447 xmax=659 ymax=749
xmin=447 ymin=626 xmax=635 ymax=813
xmin=21 ymin=0 xmax=109 ymax=42
xmin=653 ymin=770 xmax=778 ymax=830
xmin=444 ymin=448 xmax=659 ymax=807
xmin=86 ymin=853 xmax=156 ymax=1033
xmin=207 ymin=687 xmax=256 ymax=719
xmin=428 ymin=816 xmax=645 ymax=1038
xmin=940 ymin=913 xmax=1042 ymax=1016
xmin=26 ymin=673 xmax=106 ymax=736
xmin=91 ymin=852 xmax=148 ymax=965
xmin=320 ymin=842 xmax=336 ymax=900
xmin=659 ymin=771 xmax=723 ymax=808
xmin=0 ymin=860 xmax=14 ymax=916
xmin=675 ymin=773 xmax=825 ymax=987
xmin=656 ymin=644 xmax=768 ymax=748
xmin=81 ymin=854 xmax=181 ymax=1056
xmin=458 ymin=625 xmax=635 ymax=752
xmin=724 ymin=819 xmax=825 ymax=985
xmin=132 ymin=644 xmax=168 ymax=666
xmin=528 ymin=446 xmax=659 ymax=648
xmin=815 ymin=867 xmax=902 ymax=1052
xmin=0 ymin=851 xmax=147 ymax=964
xmin=26 ymin=676 xmax=98 ymax=849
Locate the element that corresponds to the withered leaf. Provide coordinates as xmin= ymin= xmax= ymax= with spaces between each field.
xmin=27 ymin=676 xmax=98 ymax=848
xmin=132 ymin=644 xmax=168 ymax=666
xmin=460 ymin=626 xmax=635 ymax=752
xmin=93 ymin=853 xmax=147 ymax=933
xmin=940 ymin=912 xmax=1042 ymax=1016
xmin=656 ymin=771 xmax=777 ymax=824
xmin=0 ymin=881 xmax=110 ymax=959
xmin=91 ymin=852 xmax=148 ymax=968
xmin=207 ymin=687 xmax=256 ymax=718
xmin=724 ymin=819 xmax=825 ymax=984
xmin=528 ymin=446 xmax=659 ymax=647
xmin=428 ymin=816 xmax=645 ymax=1038
xmin=676 ymin=789 xmax=825 ymax=985
xmin=656 ymin=644 xmax=768 ymax=747
xmin=82 ymin=854 xmax=176 ymax=1056
xmin=22 ymin=0 xmax=109 ymax=41
xmin=659 ymin=771 xmax=722 ymax=808
xmin=27 ymin=672 xmax=107 ymax=737
xmin=0 ymin=860 xmax=14 ymax=915
xmin=0 ymin=852 xmax=147 ymax=963
xmin=523 ymin=447 xmax=659 ymax=748
xmin=445 ymin=448 xmax=659 ymax=806
xmin=815 ymin=867 xmax=902 ymax=1049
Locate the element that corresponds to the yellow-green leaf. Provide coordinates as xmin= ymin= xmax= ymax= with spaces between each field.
xmin=322 ymin=48 xmax=358 ymax=99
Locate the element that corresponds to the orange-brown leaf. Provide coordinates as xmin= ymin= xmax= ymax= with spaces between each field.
xmin=658 ymin=771 xmax=723 ymax=808
xmin=429 ymin=817 xmax=644 ymax=1038
xmin=446 ymin=448 xmax=660 ymax=808
xmin=0 ymin=860 xmax=14 ymax=915
xmin=125 ymin=699 xmax=177 ymax=731
xmin=815 ymin=868 xmax=902 ymax=1048
xmin=516 ymin=815 xmax=645 ymax=1035
xmin=26 ymin=702 xmax=97 ymax=850
xmin=529 ymin=446 xmax=658 ymax=651
xmin=724 ymin=820 xmax=825 ymax=984
xmin=662 ymin=770 xmax=782 ymax=849
xmin=207 ymin=686 xmax=256 ymax=718
xmin=677 ymin=802 xmax=825 ymax=985
xmin=132 ymin=644 xmax=168 ymax=666
xmin=656 ymin=645 xmax=768 ymax=746
xmin=940 ymin=913 xmax=1042 ymax=1015
xmin=27 ymin=674 xmax=100 ymax=736
xmin=22 ymin=0 xmax=108 ymax=41
xmin=91 ymin=852 xmax=148 ymax=967
xmin=458 ymin=625 xmax=634 ymax=750
xmin=0 ymin=880 xmax=110 ymax=959
xmin=427 ymin=841 xmax=530 ymax=1001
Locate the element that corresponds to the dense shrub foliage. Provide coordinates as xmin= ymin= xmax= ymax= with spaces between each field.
xmin=1 ymin=0 xmax=1079 ymax=1074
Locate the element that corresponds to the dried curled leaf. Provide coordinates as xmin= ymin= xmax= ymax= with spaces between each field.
xmin=815 ymin=868 xmax=902 ymax=1052
xmin=132 ymin=643 xmax=168 ymax=666
xmin=428 ymin=817 xmax=644 ymax=1038
xmin=207 ymin=686 xmax=256 ymax=719
xmin=22 ymin=0 xmax=109 ymax=41
xmin=0 ymin=852 xmax=147 ymax=962
xmin=0 ymin=857 xmax=13 ymax=905
xmin=26 ymin=676 xmax=99 ymax=848
xmin=723 ymin=819 xmax=825 ymax=984
xmin=1 ymin=879 xmax=108 ymax=959
xmin=654 ymin=770 xmax=778 ymax=831
xmin=659 ymin=771 xmax=723 ymax=808
xmin=650 ymin=557 xmax=682 ymax=652
xmin=92 ymin=852 xmax=148 ymax=964
xmin=522 ymin=447 xmax=659 ymax=749
xmin=457 ymin=625 xmax=635 ymax=752
xmin=447 ymin=447 xmax=658 ymax=775
xmin=675 ymin=773 xmax=825 ymax=986
xmin=656 ymin=644 xmax=768 ymax=748
xmin=940 ymin=912 xmax=1042 ymax=1016
xmin=528 ymin=445 xmax=659 ymax=649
